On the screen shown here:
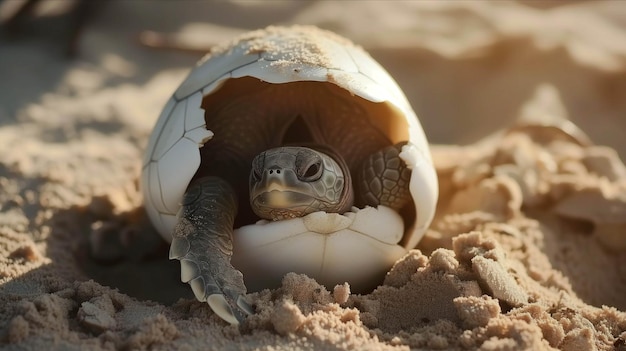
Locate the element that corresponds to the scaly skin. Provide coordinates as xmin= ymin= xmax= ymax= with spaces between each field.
xmin=358 ymin=142 xmax=412 ymax=211
xmin=169 ymin=177 xmax=252 ymax=324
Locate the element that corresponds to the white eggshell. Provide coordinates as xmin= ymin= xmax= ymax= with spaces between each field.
xmin=184 ymin=92 xmax=207 ymax=131
xmin=174 ymin=45 xmax=259 ymax=100
xmin=232 ymin=206 xmax=405 ymax=292
xmin=156 ymin=138 xmax=203 ymax=214
xmin=142 ymin=97 xmax=176 ymax=167
xmin=152 ymin=102 xmax=186 ymax=160
xmin=141 ymin=26 xmax=439 ymax=290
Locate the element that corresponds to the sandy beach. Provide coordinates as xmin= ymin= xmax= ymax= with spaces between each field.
xmin=1 ymin=1 xmax=625 ymax=350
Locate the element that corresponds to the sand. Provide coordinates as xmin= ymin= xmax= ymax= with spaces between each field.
xmin=1 ymin=1 xmax=626 ymax=350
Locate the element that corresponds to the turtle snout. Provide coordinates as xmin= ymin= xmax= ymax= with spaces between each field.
xmin=266 ymin=167 xmax=284 ymax=178
xmin=258 ymin=167 xmax=299 ymax=190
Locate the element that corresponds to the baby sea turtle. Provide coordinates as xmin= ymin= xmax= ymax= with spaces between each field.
xmin=141 ymin=26 xmax=438 ymax=324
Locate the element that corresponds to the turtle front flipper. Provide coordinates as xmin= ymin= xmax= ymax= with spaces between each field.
xmin=358 ymin=143 xmax=412 ymax=211
xmin=169 ymin=176 xmax=253 ymax=325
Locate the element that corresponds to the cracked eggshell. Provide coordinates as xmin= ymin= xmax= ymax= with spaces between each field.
xmin=141 ymin=26 xmax=437 ymax=291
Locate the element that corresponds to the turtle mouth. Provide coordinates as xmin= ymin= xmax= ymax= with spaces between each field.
xmin=252 ymin=190 xmax=316 ymax=210
xmin=264 ymin=183 xmax=292 ymax=193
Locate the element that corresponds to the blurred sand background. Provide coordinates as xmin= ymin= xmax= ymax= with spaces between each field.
xmin=0 ymin=1 xmax=625 ymax=350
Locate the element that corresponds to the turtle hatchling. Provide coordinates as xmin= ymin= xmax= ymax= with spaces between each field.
xmin=142 ymin=25 xmax=438 ymax=325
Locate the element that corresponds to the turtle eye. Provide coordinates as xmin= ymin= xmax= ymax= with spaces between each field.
xmin=296 ymin=149 xmax=323 ymax=181
xmin=301 ymin=161 xmax=322 ymax=181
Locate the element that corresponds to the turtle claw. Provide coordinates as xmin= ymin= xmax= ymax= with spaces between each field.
xmin=172 ymin=234 xmax=251 ymax=325
xmin=170 ymin=176 xmax=251 ymax=325
xmin=180 ymin=259 xmax=200 ymax=282
xmin=169 ymin=237 xmax=190 ymax=259
xmin=189 ymin=276 xmax=208 ymax=302
xmin=186 ymin=271 xmax=252 ymax=324
xmin=207 ymin=294 xmax=254 ymax=325
xmin=237 ymin=295 xmax=255 ymax=315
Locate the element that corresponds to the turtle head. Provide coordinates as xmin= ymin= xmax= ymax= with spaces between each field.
xmin=249 ymin=146 xmax=354 ymax=221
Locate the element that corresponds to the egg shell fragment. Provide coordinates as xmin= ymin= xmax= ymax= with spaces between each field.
xmin=232 ymin=206 xmax=406 ymax=292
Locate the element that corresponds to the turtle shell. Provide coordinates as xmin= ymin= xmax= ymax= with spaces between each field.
xmin=141 ymin=26 xmax=438 ymax=292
